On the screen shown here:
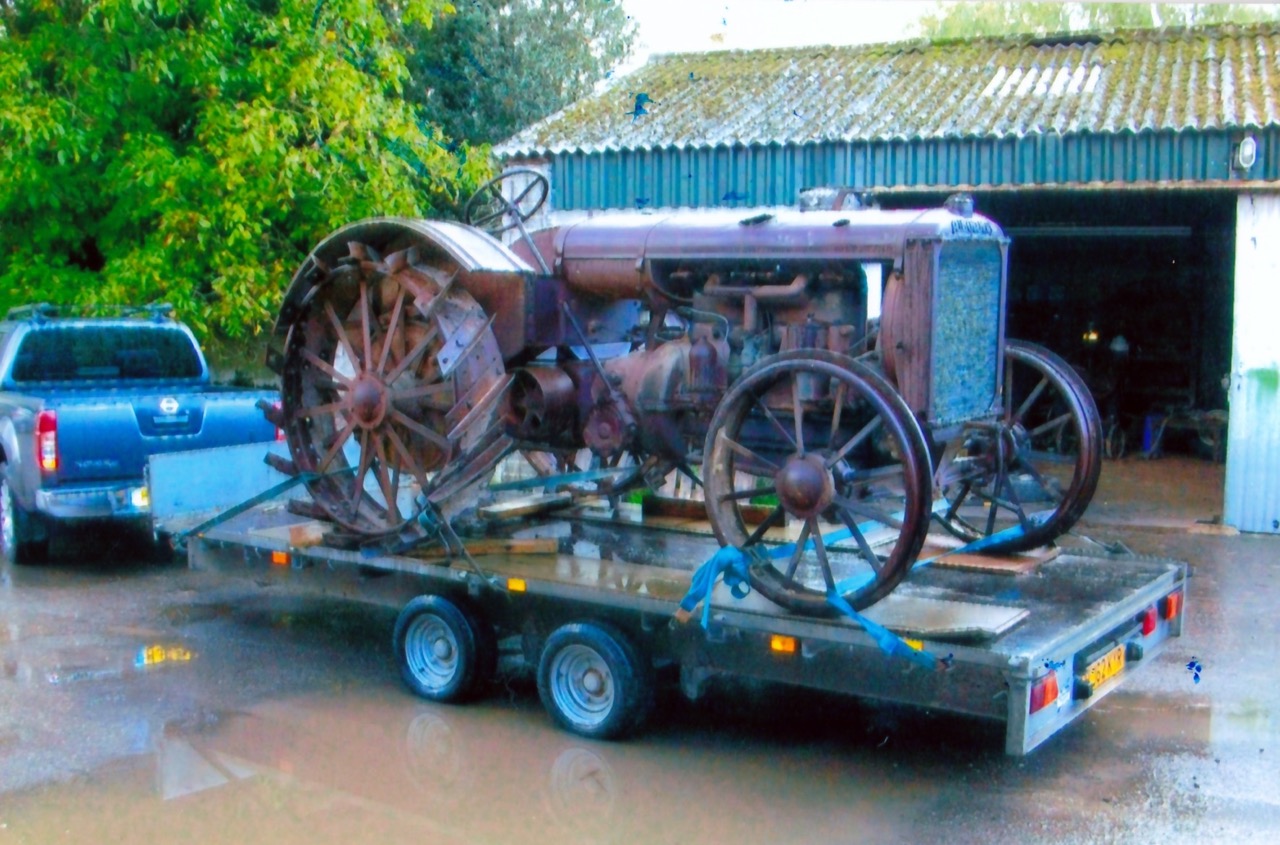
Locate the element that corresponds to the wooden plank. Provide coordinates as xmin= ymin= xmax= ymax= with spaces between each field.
xmin=921 ymin=536 xmax=1058 ymax=575
xmin=479 ymin=493 xmax=573 ymax=520
xmin=641 ymin=494 xmax=773 ymax=524
xmin=250 ymin=520 xmax=331 ymax=549
xmin=864 ymin=594 xmax=1028 ymax=642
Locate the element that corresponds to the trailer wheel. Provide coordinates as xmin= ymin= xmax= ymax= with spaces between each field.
xmin=538 ymin=622 xmax=652 ymax=740
xmin=394 ymin=596 xmax=494 ymax=703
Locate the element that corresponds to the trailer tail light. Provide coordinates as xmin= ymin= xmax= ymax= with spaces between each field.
xmin=770 ymin=634 xmax=797 ymax=654
xmin=1029 ymin=672 xmax=1059 ymax=714
xmin=1161 ymin=591 xmax=1182 ymax=620
xmin=1141 ymin=606 xmax=1158 ymax=636
xmin=507 ymin=577 xmax=527 ymax=592
xmin=270 ymin=551 xmax=290 ymax=566
xmin=36 ymin=410 xmax=58 ymax=473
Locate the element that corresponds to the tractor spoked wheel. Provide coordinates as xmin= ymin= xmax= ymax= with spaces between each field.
xmin=702 ymin=350 xmax=933 ymax=616
xmin=278 ymin=241 xmax=509 ymax=535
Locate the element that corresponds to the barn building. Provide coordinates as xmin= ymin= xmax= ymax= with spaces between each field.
xmin=495 ymin=23 xmax=1280 ymax=534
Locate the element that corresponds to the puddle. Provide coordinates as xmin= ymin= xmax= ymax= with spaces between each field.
xmin=3 ymin=641 xmax=196 ymax=687
xmin=0 ymin=687 xmax=936 ymax=845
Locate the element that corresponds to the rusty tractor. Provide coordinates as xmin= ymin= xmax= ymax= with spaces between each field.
xmin=264 ymin=170 xmax=1102 ymax=617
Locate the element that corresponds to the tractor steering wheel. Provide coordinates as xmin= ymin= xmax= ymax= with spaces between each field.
xmin=463 ymin=168 xmax=550 ymax=234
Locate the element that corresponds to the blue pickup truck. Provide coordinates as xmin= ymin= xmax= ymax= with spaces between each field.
xmin=0 ymin=304 xmax=278 ymax=563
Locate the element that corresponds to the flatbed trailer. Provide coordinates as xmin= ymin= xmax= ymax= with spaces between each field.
xmin=154 ymin=445 xmax=1188 ymax=756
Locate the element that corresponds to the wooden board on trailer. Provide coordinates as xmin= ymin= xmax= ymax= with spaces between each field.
xmin=920 ymin=535 xmax=1059 ymax=575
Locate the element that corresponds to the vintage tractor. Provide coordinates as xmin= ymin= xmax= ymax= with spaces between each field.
xmin=264 ymin=171 xmax=1101 ymax=617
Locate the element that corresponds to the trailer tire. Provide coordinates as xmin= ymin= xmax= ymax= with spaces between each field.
xmin=537 ymin=622 xmax=652 ymax=740
xmin=394 ymin=596 xmax=494 ymax=703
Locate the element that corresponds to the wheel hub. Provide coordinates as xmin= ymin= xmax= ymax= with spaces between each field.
xmin=350 ymin=373 xmax=389 ymax=428
xmin=581 ymin=669 xmax=605 ymax=696
xmin=774 ymin=454 xmax=834 ymax=519
xmin=432 ymin=636 xmax=453 ymax=661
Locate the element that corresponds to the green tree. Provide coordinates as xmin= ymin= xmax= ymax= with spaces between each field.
xmin=915 ymin=2 xmax=1280 ymax=39
xmin=404 ymin=0 xmax=636 ymax=145
xmin=0 ymin=0 xmax=486 ymax=340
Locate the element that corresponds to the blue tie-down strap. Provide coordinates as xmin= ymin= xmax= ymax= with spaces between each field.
xmin=675 ymin=545 xmax=754 ymax=628
xmin=675 ymin=537 xmax=954 ymax=672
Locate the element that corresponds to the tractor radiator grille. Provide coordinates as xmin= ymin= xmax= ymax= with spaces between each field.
xmin=931 ymin=241 xmax=1003 ymax=426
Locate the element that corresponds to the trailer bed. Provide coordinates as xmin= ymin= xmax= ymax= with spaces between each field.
xmin=183 ymin=489 xmax=1186 ymax=755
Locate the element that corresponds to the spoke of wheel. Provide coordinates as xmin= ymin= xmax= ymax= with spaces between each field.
xmin=717 ymin=484 xmax=778 ymax=503
xmin=513 ymin=179 xmax=541 ymax=206
xmin=832 ymin=494 xmax=904 ymax=530
xmin=791 ymin=378 xmax=805 ymax=455
xmin=782 ymin=519 xmax=812 ymax=584
xmin=829 ymin=381 xmax=847 ymax=444
xmin=810 ymin=520 xmax=837 ymax=592
xmin=1013 ymin=459 xmax=1065 ymax=505
xmin=384 ymin=423 xmax=431 ymax=489
xmin=359 ymin=281 xmax=374 ymax=372
xmin=751 ymin=389 xmax=797 ymax=450
xmin=384 ymin=324 xmax=440 ymax=384
xmin=825 ymin=415 xmax=882 ymax=470
xmin=348 ymin=430 xmax=374 ymax=514
xmin=323 ymin=301 xmax=360 ymax=371
xmin=371 ymin=435 xmax=401 ymax=523
xmin=1013 ymin=375 xmax=1051 ymax=425
xmin=985 ymin=468 xmax=1002 ymax=535
xmin=743 ymin=505 xmax=785 ymax=546
xmin=377 ymin=291 xmax=406 ymax=376
xmin=945 ymin=481 xmax=973 ymax=522
xmin=834 ymin=504 xmax=883 ymax=573
xmin=389 ymin=407 xmax=452 ymax=453
xmin=302 ymin=348 xmax=352 ymax=385
xmin=1028 ymin=411 xmax=1072 ymax=440
xmin=318 ymin=424 xmax=356 ymax=473
xmin=718 ymin=431 xmax=780 ymax=475
xmin=306 ymin=398 xmax=352 ymax=419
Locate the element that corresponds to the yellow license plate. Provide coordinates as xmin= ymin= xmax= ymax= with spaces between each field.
xmin=1083 ymin=645 xmax=1126 ymax=689
xmin=137 ymin=645 xmax=193 ymax=667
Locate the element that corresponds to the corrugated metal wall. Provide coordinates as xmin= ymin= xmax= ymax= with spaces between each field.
xmin=1224 ymin=193 xmax=1280 ymax=534
xmin=540 ymin=128 xmax=1280 ymax=211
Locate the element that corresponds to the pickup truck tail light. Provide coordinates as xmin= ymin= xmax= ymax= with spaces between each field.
xmin=36 ymin=410 xmax=58 ymax=473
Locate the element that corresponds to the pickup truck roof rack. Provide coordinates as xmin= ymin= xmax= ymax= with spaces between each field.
xmin=5 ymin=302 xmax=176 ymax=323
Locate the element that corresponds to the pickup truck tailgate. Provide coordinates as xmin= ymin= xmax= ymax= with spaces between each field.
xmin=49 ymin=390 xmax=277 ymax=482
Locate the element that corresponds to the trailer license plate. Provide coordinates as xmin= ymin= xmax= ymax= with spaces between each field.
xmin=1083 ymin=645 xmax=1125 ymax=689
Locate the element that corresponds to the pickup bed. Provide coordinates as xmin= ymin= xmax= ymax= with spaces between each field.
xmin=0 ymin=304 xmax=278 ymax=562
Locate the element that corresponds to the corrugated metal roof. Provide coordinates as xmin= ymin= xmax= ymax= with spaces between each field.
xmin=497 ymin=23 xmax=1280 ymax=157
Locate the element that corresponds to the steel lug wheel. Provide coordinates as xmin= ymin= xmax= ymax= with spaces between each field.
xmin=702 ymin=350 xmax=933 ymax=616
xmin=934 ymin=339 xmax=1103 ymax=552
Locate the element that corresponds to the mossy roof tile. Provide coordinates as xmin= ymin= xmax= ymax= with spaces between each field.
xmin=497 ymin=22 xmax=1280 ymax=157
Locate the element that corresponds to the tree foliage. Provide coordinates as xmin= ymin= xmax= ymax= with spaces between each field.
xmin=915 ymin=2 xmax=1280 ymax=39
xmin=404 ymin=0 xmax=636 ymax=145
xmin=0 ymin=0 xmax=488 ymax=339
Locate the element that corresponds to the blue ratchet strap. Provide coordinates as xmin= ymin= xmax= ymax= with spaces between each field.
xmin=676 ymin=507 xmax=1054 ymax=670
xmin=675 ymin=545 xmax=753 ymax=626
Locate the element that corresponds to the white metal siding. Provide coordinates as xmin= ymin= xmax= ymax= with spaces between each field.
xmin=1224 ymin=193 xmax=1280 ymax=533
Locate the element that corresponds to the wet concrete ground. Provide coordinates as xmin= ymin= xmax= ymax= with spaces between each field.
xmin=1 ymin=457 xmax=1278 ymax=844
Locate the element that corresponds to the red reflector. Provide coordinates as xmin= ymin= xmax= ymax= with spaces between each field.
xmin=1141 ymin=606 xmax=1158 ymax=636
xmin=36 ymin=410 xmax=58 ymax=473
xmin=1030 ymin=672 xmax=1060 ymax=714
xmin=1161 ymin=591 xmax=1182 ymax=620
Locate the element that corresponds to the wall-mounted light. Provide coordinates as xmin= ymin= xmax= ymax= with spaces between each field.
xmin=1236 ymin=135 xmax=1258 ymax=170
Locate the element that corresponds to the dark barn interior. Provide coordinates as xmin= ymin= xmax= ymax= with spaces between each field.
xmin=885 ymin=189 xmax=1235 ymax=458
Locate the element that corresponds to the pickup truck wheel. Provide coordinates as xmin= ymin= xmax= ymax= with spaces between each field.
xmin=538 ymin=622 xmax=653 ymax=740
xmin=0 ymin=472 xmax=48 ymax=564
xmin=393 ymin=596 xmax=495 ymax=703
